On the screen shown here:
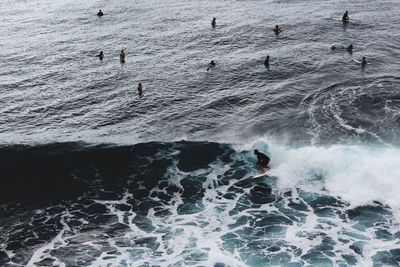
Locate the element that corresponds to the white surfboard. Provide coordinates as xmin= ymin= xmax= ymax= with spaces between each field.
xmin=253 ymin=168 xmax=270 ymax=178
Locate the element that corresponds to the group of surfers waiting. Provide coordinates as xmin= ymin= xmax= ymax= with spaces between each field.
xmin=94 ymin=10 xmax=367 ymax=105
xmin=96 ymin=49 xmax=125 ymax=62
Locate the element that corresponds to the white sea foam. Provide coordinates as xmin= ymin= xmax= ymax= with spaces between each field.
xmin=265 ymin=142 xmax=400 ymax=212
xmin=18 ymin=140 xmax=400 ymax=266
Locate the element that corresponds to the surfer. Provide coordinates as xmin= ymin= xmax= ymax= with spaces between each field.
xmin=342 ymin=11 xmax=349 ymax=22
xmin=254 ymin=150 xmax=270 ymax=169
xmin=96 ymin=51 xmax=104 ymax=60
xmin=120 ymin=49 xmax=125 ymax=63
xmin=362 ymin=56 xmax=367 ymax=67
xmin=211 ymin=17 xmax=216 ymax=27
xmin=273 ymin=25 xmax=282 ymax=35
xmin=346 ymin=44 xmax=353 ymax=53
xmin=137 ymin=82 xmax=143 ymax=94
xmin=264 ymin=55 xmax=270 ymax=67
xmin=330 ymin=44 xmax=353 ymax=53
xmin=97 ymin=10 xmax=104 ymax=16
xmin=207 ymin=60 xmax=216 ymax=71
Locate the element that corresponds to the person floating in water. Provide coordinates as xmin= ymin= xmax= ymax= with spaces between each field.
xmin=362 ymin=56 xmax=367 ymax=67
xmin=264 ymin=55 xmax=270 ymax=68
xmin=120 ymin=49 xmax=126 ymax=63
xmin=96 ymin=51 xmax=104 ymax=60
xmin=273 ymin=25 xmax=282 ymax=35
xmin=331 ymin=44 xmax=353 ymax=53
xmin=207 ymin=60 xmax=216 ymax=71
xmin=342 ymin=11 xmax=349 ymax=22
xmin=211 ymin=17 xmax=216 ymax=27
xmin=346 ymin=44 xmax=353 ymax=53
xmin=97 ymin=10 xmax=104 ymax=17
xmin=254 ymin=150 xmax=270 ymax=169
xmin=137 ymin=82 xmax=143 ymax=94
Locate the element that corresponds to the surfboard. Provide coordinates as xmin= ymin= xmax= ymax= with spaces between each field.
xmin=253 ymin=168 xmax=270 ymax=178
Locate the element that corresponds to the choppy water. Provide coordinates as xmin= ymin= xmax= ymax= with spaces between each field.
xmin=1 ymin=0 xmax=400 ymax=266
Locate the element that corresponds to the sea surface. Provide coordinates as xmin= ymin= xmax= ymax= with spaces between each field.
xmin=1 ymin=0 xmax=400 ymax=266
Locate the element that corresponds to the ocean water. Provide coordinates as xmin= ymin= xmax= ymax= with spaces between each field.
xmin=1 ymin=0 xmax=400 ymax=266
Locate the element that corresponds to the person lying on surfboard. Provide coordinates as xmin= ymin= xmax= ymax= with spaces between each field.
xmin=254 ymin=149 xmax=270 ymax=169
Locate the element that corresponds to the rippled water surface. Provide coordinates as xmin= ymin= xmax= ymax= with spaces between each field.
xmin=1 ymin=0 xmax=400 ymax=144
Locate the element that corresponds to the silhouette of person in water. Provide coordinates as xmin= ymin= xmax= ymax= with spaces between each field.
xmin=96 ymin=51 xmax=104 ymax=60
xmin=342 ymin=11 xmax=349 ymax=22
xmin=211 ymin=17 xmax=216 ymax=27
xmin=330 ymin=44 xmax=353 ymax=53
xmin=137 ymin=82 xmax=143 ymax=94
xmin=120 ymin=49 xmax=125 ymax=63
xmin=97 ymin=10 xmax=104 ymax=16
xmin=254 ymin=150 xmax=270 ymax=169
xmin=273 ymin=25 xmax=282 ymax=34
xmin=207 ymin=60 xmax=216 ymax=71
xmin=264 ymin=55 xmax=270 ymax=68
xmin=362 ymin=56 xmax=367 ymax=67
xmin=346 ymin=44 xmax=353 ymax=53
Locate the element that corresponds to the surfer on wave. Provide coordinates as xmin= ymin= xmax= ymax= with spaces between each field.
xmin=254 ymin=149 xmax=270 ymax=169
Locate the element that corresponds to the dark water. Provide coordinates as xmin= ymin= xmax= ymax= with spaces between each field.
xmin=1 ymin=0 xmax=400 ymax=266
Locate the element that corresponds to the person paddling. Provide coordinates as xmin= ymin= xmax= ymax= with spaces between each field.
xmin=97 ymin=10 xmax=104 ymax=17
xmin=330 ymin=44 xmax=353 ymax=53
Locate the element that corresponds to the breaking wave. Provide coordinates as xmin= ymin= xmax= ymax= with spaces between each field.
xmin=1 ymin=141 xmax=400 ymax=266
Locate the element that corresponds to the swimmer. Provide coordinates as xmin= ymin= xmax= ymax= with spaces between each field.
xmin=207 ymin=60 xmax=216 ymax=71
xmin=273 ymin=25 xmax=282 ymax=34
xmin=211 ymin=17 xmax=216 ymax=27
xmin=137 ymin=82 xmax=143 ymax=94
xmin=342 ymin=11 xmax=349 ymax=22
xmin=97 ymin=10 xmax=104 ymax=16
xmin=331 ymin=44 xmax=353 ymax=53
xmin=264 ymin=55 xmax=270 ymax=67
xmin=346 ymin=44 xmax=353 ymax=53
xmin=362 ymin=56 xmax=367 ymax=67
xmin=254 ymin=149 xmax=270 ymax=169
xmin=120 ymin=49 xmax=126 ymax=63
xmin=96 ymin=51 xmax=104 ymax=60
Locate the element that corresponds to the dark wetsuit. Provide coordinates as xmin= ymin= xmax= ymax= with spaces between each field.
xmin=256 ymin=152 xmax=270 ymax=168
xmin=342 ymin=13 xmax=349 ymax=22
xmin=207 ymin=61 xmax=216 ymax=71
xmin=264 ymin=56 xmax=269 ymax=67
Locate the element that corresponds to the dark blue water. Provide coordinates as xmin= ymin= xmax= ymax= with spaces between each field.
xmin=1 ymin=0 xmax=400 ymax=266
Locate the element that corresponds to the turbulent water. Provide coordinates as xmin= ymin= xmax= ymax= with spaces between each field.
xmin=1 ymin=0 xmax=400 ymax=266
